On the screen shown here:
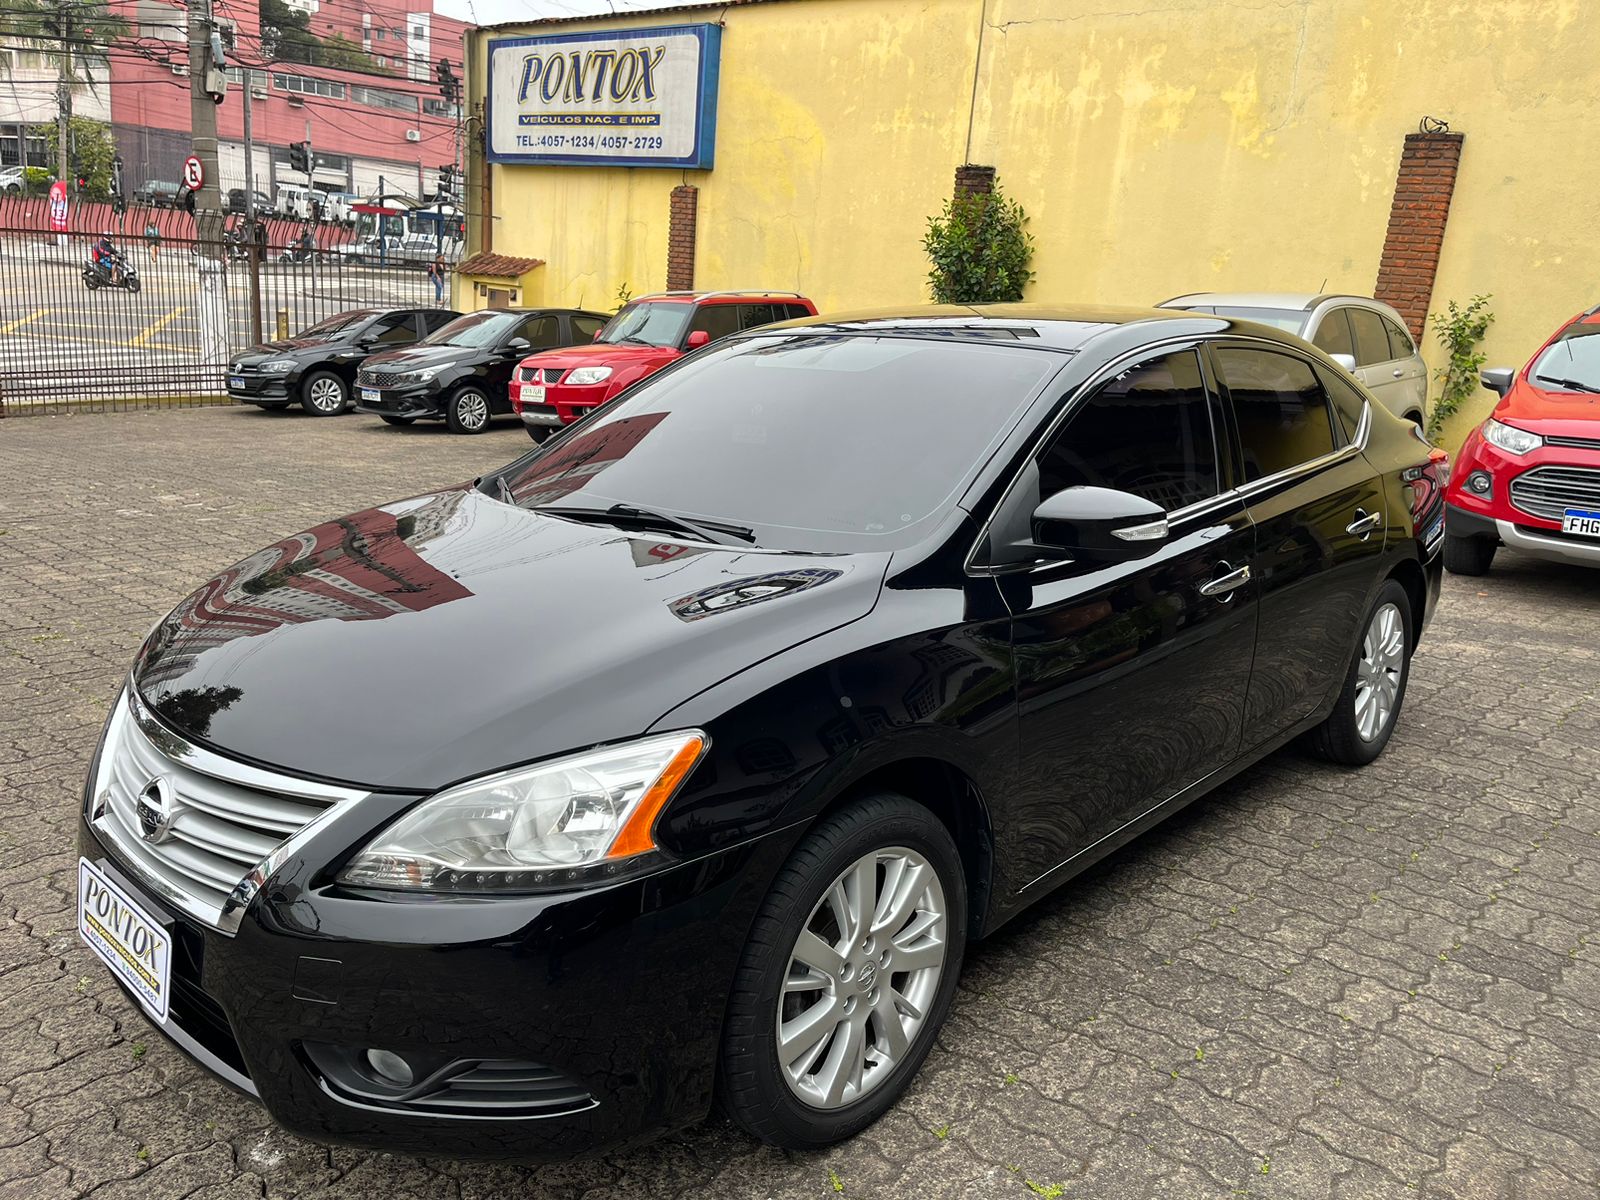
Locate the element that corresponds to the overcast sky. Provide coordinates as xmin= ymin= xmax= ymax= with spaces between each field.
xmin=433 ymin=0 xmax=715 ymax=31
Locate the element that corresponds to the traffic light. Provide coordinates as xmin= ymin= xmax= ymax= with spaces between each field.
xmin=435 ymin=164 xmax=455 ymax=201
xmin=436 ymin=58 xmax=460 ymax=105
xmin=75 ymin=173 xmax=87 ymax=193
xmin=288 ymin=140 xmax=311 ymax=174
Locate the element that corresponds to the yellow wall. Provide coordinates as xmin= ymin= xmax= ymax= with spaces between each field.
xmin=468 ymin=0 xmax=1600 ymax=447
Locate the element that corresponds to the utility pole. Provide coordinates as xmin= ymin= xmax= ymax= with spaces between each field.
xmin=54 ymin=0 xmax=70 ymax=184
xmin=187 ymin=0 xmax=227 ymax=369
xmin=242 ymin=81 xmax=262 ymax=345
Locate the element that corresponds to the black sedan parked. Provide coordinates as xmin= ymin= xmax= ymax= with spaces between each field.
xmin=78 ymin=306 xmax=1444 ymax=1161
xmin=355 ymin=307 xmax=608 ymax=433
xmin=228 ymin=308 xmax=459 ymax=416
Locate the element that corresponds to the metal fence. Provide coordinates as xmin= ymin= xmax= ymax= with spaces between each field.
xmin=0 ymin=195 xmax=451 ymax=417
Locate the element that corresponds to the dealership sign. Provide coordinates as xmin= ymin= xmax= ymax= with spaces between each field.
xmin=487 ymin=23 xmax=721 ymax=169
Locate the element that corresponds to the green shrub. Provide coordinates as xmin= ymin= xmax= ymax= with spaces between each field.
xmin=1427 ymin=295 xmax=1494 ymax=438
xmin=923 ymin=176 xmax=1035 ymax=304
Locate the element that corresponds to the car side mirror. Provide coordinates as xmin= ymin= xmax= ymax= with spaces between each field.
xmin=686 ymin=330 xmax=711 ymax=350
xmin=506 ymin=337 xmax=530 ymax=352
xmin=1480 ymin=367 xmax=1514 ymax=397
xmin=1329 ymin=353 xmax=1357 ymax=374
xmin=1032 ymin=487 xmax=1169 ymax=563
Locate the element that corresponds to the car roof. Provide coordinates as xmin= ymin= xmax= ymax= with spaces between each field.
xmin=1160 ymin=291 xmax=1403 ymax=314
xmin=630 ymin=290 xmax=811 ymax=306
xmin=757 ymin=303 xmax=1295 ymax=353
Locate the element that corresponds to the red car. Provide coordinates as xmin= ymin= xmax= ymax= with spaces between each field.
xmin=510 ymin=290 xmax=818 ymax=439
xmin=1444 ymin=304 xmax=1600 ymax=574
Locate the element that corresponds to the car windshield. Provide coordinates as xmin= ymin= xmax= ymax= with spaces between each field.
xmin=1194 ymin=306 xmax=1307 ymax=333
xmin=495 ymin=334 xmax=1064 ymax=552
xmin=1529 ymin=327 xmax=1600 ymax=392
xmin=597 ymin=300 xmax=691 ymax=348
xmin=298 ymin=312 xmax=371 ymax=339
xmin=424 ymin=310 xmax=520 ymax=348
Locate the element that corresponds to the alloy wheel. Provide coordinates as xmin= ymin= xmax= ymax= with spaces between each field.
xmin=777 ymin=847 xmax=947 ymax=1110
xmin=1355 ymin=601 xmax=1405 ymax=742
xmin=308 ymin=377 xmax=344 ymax=413
xmin=456 ymin=392 xmax=489 ymax=431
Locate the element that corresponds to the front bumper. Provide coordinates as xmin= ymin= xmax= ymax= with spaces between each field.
xmin=228 ymin=372 xmax=296 ymax=405
xmin=78 ymin=809 xmax=789 ymax=1160
xmin=355 ymin=384 xmax=443 ymax=419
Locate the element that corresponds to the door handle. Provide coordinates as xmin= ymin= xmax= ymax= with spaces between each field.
xmin=1392 ymin=368 xmax=1404 ymax=378
xmin=1347 ymin=508 xmax=1382 ymax=539
xmin=1198 ymin=563 xmax=1251 ymax=600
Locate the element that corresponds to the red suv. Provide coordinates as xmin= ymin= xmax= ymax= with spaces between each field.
xmin=1444 ymin=304 xmax=1600 ymax=574
xmin=510 ymin=291 xmax=818 ymax=439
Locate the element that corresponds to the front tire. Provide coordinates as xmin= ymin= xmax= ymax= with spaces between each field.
xmin=1309 ymin=580 xmax=1413 ymax=766
xmin=445 ymin=386 xmax=491 ymax=434
xmin=1443 ymin=532 xmax=1496 ymax=576
xmin=127 ymin=276 xmax=141 ymax=294
xmin=719 ymin=793 xmax=966 ymax=1150
xmin=300 ymin=370 xmax=348 ymax=416
xmin=525 ymin=424 xmax=552 ymax=443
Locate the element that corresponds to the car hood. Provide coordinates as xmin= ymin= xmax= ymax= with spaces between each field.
xmin=522 ymin=342 xmax=679 ymax=371
xmin=362 ymin=344 xmax=479 ymax=371
xmin=1498 ymin=379 xmax=1600 ymax=439
xmin=132 ymin=488 xmax=887 ymax=791
xmin=236 ymin=336 xmax=349 ymax=360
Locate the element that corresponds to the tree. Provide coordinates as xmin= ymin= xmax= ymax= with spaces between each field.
xmin=259 ymin=0 xmax=388 ymax=73
xmin=923 ymin=177 xmax=1036 ymax=304
xmin=39 ymin=116 xmax=117 ymax=200
xmin=0 ymin=1 xmax=128 ymax=176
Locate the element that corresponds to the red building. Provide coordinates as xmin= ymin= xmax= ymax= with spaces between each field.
xmin=109 ymin=0 xmax=467 ymax=206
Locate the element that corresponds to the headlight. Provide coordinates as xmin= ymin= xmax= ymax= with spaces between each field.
xmin=566 ymin=366 xmax=613 ymax=386
xmin=262 ymin=359 xmax=295 ymax=374
xmin=412 ymin=368 xmax=437 ymax=383
xmin=1482 ymin=418 xmax=1542 ymax=456
xmin=338 ymin=730 xmax=707 ymax=893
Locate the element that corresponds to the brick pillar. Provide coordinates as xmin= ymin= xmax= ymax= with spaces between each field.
xmin=954 ymin=163 xmax=996 ymax=198
xmin=667 ymin=184 xmax=698 ymax=291
xmin=1373 ymin=132 xmax=1466 ymax=341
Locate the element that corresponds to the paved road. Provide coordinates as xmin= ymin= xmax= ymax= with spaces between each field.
xmin=0 ymin=241 xmax=439 ymax=406
xmin=1 ymin=408 xmax=1597 ymax=1199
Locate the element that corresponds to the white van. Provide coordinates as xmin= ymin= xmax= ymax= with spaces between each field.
xmin=275 ymin=183 xmax=311 ymax=220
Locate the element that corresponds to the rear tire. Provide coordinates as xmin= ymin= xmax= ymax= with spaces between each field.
xmin=1309 ymin=579 xmax=1413 ymax=766
xmin=445 ymin=386 xmax=491 ymax=434
xmin=718 ymin=793 xmax=967 ymax=1150
xmin=300 ymin=370 xmax=348 ymax=416
xmin=379 ymin=414 xmax=416 ymax=427
xmin=1443 ymin=532 xmax=1496 ymax=576
xmin=127 ymin=276 xmax=141 ymax=294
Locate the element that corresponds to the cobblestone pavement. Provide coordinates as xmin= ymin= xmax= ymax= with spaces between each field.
xmin=2 ymin=408 xmax=1597 ymax=1200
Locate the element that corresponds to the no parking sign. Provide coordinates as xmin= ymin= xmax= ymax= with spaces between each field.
xmin=182 ymin=155 xmax=204 ymax=192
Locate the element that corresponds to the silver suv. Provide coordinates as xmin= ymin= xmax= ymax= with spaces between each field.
xmin=1160 ymin=292 xmax=1428 ymax=426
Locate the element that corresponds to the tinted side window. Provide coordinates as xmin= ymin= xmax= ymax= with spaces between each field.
xmin=739 ymin=303 xmax=779 ymax=330
xmin=686 ymin=303 xmax=741 ymax=343
xmin=1383 ymin=316 xmax=1415 ymax=360
xmin=421 ymin=310 xmax=459 ymax=335
xmin=1311 ymin=309 xmax=1354 ymax=357
xmin=1316 ymin=364 xmax=1368 ymax=443
xmin=1039 ymin=350 xmax=1219 ymax=512
xmin=517 ymin=316 xmax=562 ymax=348
xmin=1348 ymin=308 xmax=1392 ymax=366
xmin=1216 ymin=348 xmax=1338 ymax=479
xmin=368 ymin=313 xmax=421 ymax=345
xmin=571 ymin=315 xmax=606 ymax=343
xmin=784 ymin=304 xmax=812 ymax=320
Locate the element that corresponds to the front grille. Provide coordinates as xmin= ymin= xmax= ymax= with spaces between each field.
xmin=168 ymin=923 xmax=249 ymax=1076
xmin=1544 ymin=434 xmax=1600 ymax=452
xmin=523 ymin=402 xmax=558 ymax=418
xmin=90 ymin=691 xmax=363 ymax=934
xmin=358 ymin=370 xmax=405 ymax=388
xmin=516 ymin=367 xmax=567 ymax=384
xmin=1508 ymin=465 xmax=1600 ymax=521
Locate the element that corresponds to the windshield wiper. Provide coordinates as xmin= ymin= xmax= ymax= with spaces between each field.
xmin=537 ymin=503 xmax=756 ymax=546
xmin=1534 ymin=374 xmax=1600 ymax=394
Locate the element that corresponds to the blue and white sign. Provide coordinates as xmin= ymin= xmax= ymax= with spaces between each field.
xmin=487 ymin=23 xmax=721 ymax=169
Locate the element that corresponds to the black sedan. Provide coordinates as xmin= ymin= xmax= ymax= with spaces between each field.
xmin=227 ymin=308 xmax=460 ymax=416
xmin=355 ymin=307 xmax=609 ymax=433
xmin=78 ymin=306 xmax=1444 ymax=1160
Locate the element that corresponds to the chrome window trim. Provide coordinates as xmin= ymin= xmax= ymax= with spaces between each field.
xmin=963 ymin=334 xmax=1370 ymax=576
xmin=91 ymin=686 xmax=367 ymax=936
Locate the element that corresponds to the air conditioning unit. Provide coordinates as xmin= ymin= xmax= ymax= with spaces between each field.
xmin=251 ymin=84 xmax=267 ymax=99
xmin=405 ymin=129 xmax=420 ymax=142
xmin=170 ymin=63 xmax=188 ymax=76
xmin=287 ymin=94 xmax=304 ymax=106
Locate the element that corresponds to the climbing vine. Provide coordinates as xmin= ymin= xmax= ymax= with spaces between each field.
xmin=1426 ymin=294 xmax=1494 ymax=437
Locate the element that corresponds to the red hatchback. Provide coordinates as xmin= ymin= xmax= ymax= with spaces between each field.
xmin=510 ymin=291 xmax=817 ymax=439
xmin=1444 ymin=305 xmax=1600 ymax=574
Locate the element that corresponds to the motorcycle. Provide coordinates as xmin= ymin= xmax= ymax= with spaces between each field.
xmin=82 ymin=255 xmax=141 ymax=293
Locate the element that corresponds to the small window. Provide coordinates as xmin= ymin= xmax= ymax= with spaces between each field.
xmin=739 ymin=303 xmax=779 ymax=330
xmin=1383 ymin=316 xmax=1414 ymax=360
xmin=368 ymin=312 xmax=421 ymax=345
xmin=571 ymin=315 xmax=606 ymax=343
xmin=1348 ymin=308 xmax=1392 ymax=366
xmin=784 ymin=303 xmax=811 ymax=321
xmin=1311 ymin=309 xmax=1354 ymax=358
xmin=517 ymin=316 xmax=562 ymax=348
xmin=1038 ymin=350 xmax=1219 ymax=512
xmin=1216 ymin=348 xmax=1339 ymax=480
xmin=1317 ymin=365 xmax=1368 ymax=443
xmin=686 ymin=304 xmax=741 ymax=344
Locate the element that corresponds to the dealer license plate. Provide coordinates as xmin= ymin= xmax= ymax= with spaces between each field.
xmin=1561 ymin=508 xmax=1600 ymax=538
xmin=78 ymin=858 xmax=171 ymax=1023
xmin=361 ymin=388 xmax=381 ymax=404
xmin=526 ymin=384 xmax=546 ymax=404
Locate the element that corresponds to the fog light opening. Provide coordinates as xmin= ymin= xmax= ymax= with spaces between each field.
xmin=365 ymin=1047 xmax=415 ymax=1087
xmin=1466 ymin=470 xmax=1493 ymax=497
